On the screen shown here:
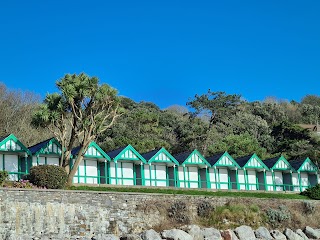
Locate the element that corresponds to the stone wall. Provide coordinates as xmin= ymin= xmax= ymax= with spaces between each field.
xmin=0 ymin=188 xmax=319 ymax=239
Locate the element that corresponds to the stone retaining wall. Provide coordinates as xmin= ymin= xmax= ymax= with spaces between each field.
xmin=0 ymin=188 xmax=318 ymax=239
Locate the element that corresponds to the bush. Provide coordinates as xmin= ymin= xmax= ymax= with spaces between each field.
xmin=29 ymin=165 xmax=67 ymax=189
xmin=301 ymin=184 xmax=320 ymax=200
xmin=303 ymin=201 xmax=316 ymax=214
xmin=197 ymin=200 xmax=214 ymax=218
xmin=266 ymin=205 xmax=291 ymax=227
xmin=167 ymin=201 xmax=190 ymax=224
xmin=0 ymin=170 xmax=8 ymax=186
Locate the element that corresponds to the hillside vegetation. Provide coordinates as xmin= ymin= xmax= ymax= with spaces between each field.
xmin=0 ymin=82 xmax=319 ymax=164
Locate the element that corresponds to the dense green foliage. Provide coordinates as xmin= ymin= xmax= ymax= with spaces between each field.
xmin=29 ymin=165 xmax=68 ymax=189
xmin=0 ymin=79 xmax=319 ymax=165
xmin=0 ymin=170 xmax=8 ymax=186
xmin=301 ymin=184 xmax=320 ymax=200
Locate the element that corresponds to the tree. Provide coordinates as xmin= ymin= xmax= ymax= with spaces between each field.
xmin=186 ymin=90 xmax=242 ymax=154
xmin=32 ymin=73 xmax=121 ymax=185
xmin=207 ymin=133 xmax=269 ymax=159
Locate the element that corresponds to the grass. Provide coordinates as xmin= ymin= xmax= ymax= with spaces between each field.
xmin=200 ymin=203 xmax=266 ymax=229
xmin=67 ymin=185 xmax=309 ymax=200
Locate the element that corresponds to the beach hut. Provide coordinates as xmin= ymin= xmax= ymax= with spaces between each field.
xmin=263 ymin=156 xmax=295 ymax=191
xmin=174 ymin=150 xmax=210 ymax=189
xmin=206 ymin=152 xmax=240 ymax=190
xmin=71 ymin=141 xmax=111 ymax=184
xmin=141 ymin=147 xmax=179 ymax=187
xmin=28 ymin=138 xmax=62 ymax=167
xmin=235 ymin=154 xmax=269 ymax=190
xmin=290 ymin=158 xmax=319 ymax=192
xmin=0 ymin=134 xmax=30 ymax=180
xmin=106 ymin=145 xmax=146 ymax=186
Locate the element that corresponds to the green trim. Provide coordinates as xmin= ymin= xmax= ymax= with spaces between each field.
xmin=298 ymin=157 xmax=318 ymax=172
xmin=32 ymin=138 xmax=62 ymax=156
xmin=2 ymin=154 xmax=5 ymax=170
xmin=80 ymin=141 xmax=111 ymax=160
xmin=113 ymin=145 xmax=146 ymax=164
xmin=212 ymin=151 xmax=241 ymax=168
xmin=269 ymin=155 xmax=295 ymax=171
xmin=147 ymin=147 xmax=179 ymax=166
xmin=244 ymin=153 xmax=269 ymax=170
xmin=182 ymin=149 xmax=210 ymax=167
xmin=214 ymin=167 xmax=218 ymax=189
xmin=236 ymin=168 xmax=239 ymax=190
xmin=141 ymin=163 xmax=145 ymax=186
xmin=0 ymin=134 xmax=31 ymax=155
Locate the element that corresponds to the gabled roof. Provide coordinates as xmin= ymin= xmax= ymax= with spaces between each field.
xmin=28 ymin=137 xmax=62 ymax=156
xmin=235 ymin=153 xmax=269 ymax=170
xmin=106 ymin=146 xmax=127 ymax=159
xmin=28 ymin=138 xmax=52 ymax=154
xmin=206 ymin=152 xmax=224 ymax=165
xmin=71 ymin=141 xmax=110 ymax=161
xmin=290 ymin=158 xmax=318 ymax=172
xmin=106 ymin=145 xmax=146 ymax=163
xmin=264 ymin=155 xmax=293 ymax=171
xmin=0 ymin=134 xmax=10 ymax=142
xmin=173 ymin=149 xmax=210 ymax=167
xmin=235 ymin=154 xmax=253 ymax=168
xmin=263 ymin=156 xmax=279 ymax=169
xmin=141 ymin=147 xmax=179 ymax=165
xmin=206 ymin=152 xmax=240 ymax=168
xmin=0 ymin=133 xmax=30 ymax=154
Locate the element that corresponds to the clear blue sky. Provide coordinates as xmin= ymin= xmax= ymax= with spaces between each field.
xmin=0 ymin=1 xmax=319 ymax=108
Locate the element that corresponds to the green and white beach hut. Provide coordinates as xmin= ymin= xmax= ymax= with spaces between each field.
xmin=174 ymin=150 xmax=210 ymax=188
xmin=106 ymin=145 xmax=147 ymax=186
xmin=263 ymin=156 xmax=295 ymax=191
xmin=0 ymin=134 xmax=30 ymax=180
xmin=71 ymin=141 xmax=111 ymax=184
xmin=206 ymin=152 xmax=240 ymax=190
xmin=141 ymin=147 xmax=179 ymax=187
xmin=235 ymin=154 xmax=269 ymax=190
xmin=28 ymin=138 xmax=62 ymax=167
xmin=290 ymin=158 xmax=319 ymax=192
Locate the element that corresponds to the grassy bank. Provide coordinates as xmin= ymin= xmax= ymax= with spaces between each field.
xmin=67 ymin=185 xmax=309 ymax=200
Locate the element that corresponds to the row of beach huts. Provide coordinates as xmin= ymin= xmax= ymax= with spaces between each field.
xmin=0 ymin=134 xmax=319 ymax=192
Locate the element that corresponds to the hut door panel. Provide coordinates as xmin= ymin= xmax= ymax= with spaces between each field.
xmin=282 ymin=173 xmax=293 ymax=191
xmin=291 ymin=173 xmax=300 ymax=191
xmin=188 ymin=166 xmax=199 ymax=188
xmin=122 ymin=162 xmax=134 ymax=185
xmin=155 ymin=165 xmax=167 ymax=187
xmin=86 ymin=160 xmax=98 ymax=184
xmin=229 ymin=170 xmax=237 ymax=190
xmin=219 ymin=169 xmax=228 ymax=189
xmin=265 ymin=172 xmax=273 ymax=191
xmin=208 ymin=169 xmax=217 ymax=189
xmin=109 ymin=162 xmax=116 ymax=185
xmin=274 ymin=172 xmax=283 ymax=191
xmin=177 ymin=167 xmax=186 ymax=188
xmin=237 ymin=170 xmax=246 ymax=190
xmin=247 ymin=170 xmax=257 ymax=190
xmin=144 ymin=165 xmax=151 ymax=186
xmin=300 ymin=173 xmax=309 ymax=191
xmin=4 ymin=155 xmax=19 ymax=181
xmin=309 ymin=174 xmax=320 ymax=186
xmin=47 ymin=157 xmax=59 ymax=166
xmin=257 ymin=172 xmax=266 ymax=191
xmin=168 ymin=167 xmax=175 ymax=187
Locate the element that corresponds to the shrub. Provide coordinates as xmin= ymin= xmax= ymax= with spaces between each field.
xmin=301 ymin=184 xmax=320 ymax=200
xmin=0 ymin=170 xmax=9 ymax=186
xmin=203 ymin=203 xmax=264 ymax=229
xmin=266 ymin=205 xmax=291 ymax=227
xmin=197 ymin=200 xmax=214 ymax=218
xmin=303 ymin=201 xmax=316 ymax=214
xmin=167 ymin=201 xmax=190 ymax=224
xmin=29 ymin=165 xmax=67 ymax=189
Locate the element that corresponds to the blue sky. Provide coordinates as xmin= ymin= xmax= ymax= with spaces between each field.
xmin=0 ymin=1 xmax=319 ymax=108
